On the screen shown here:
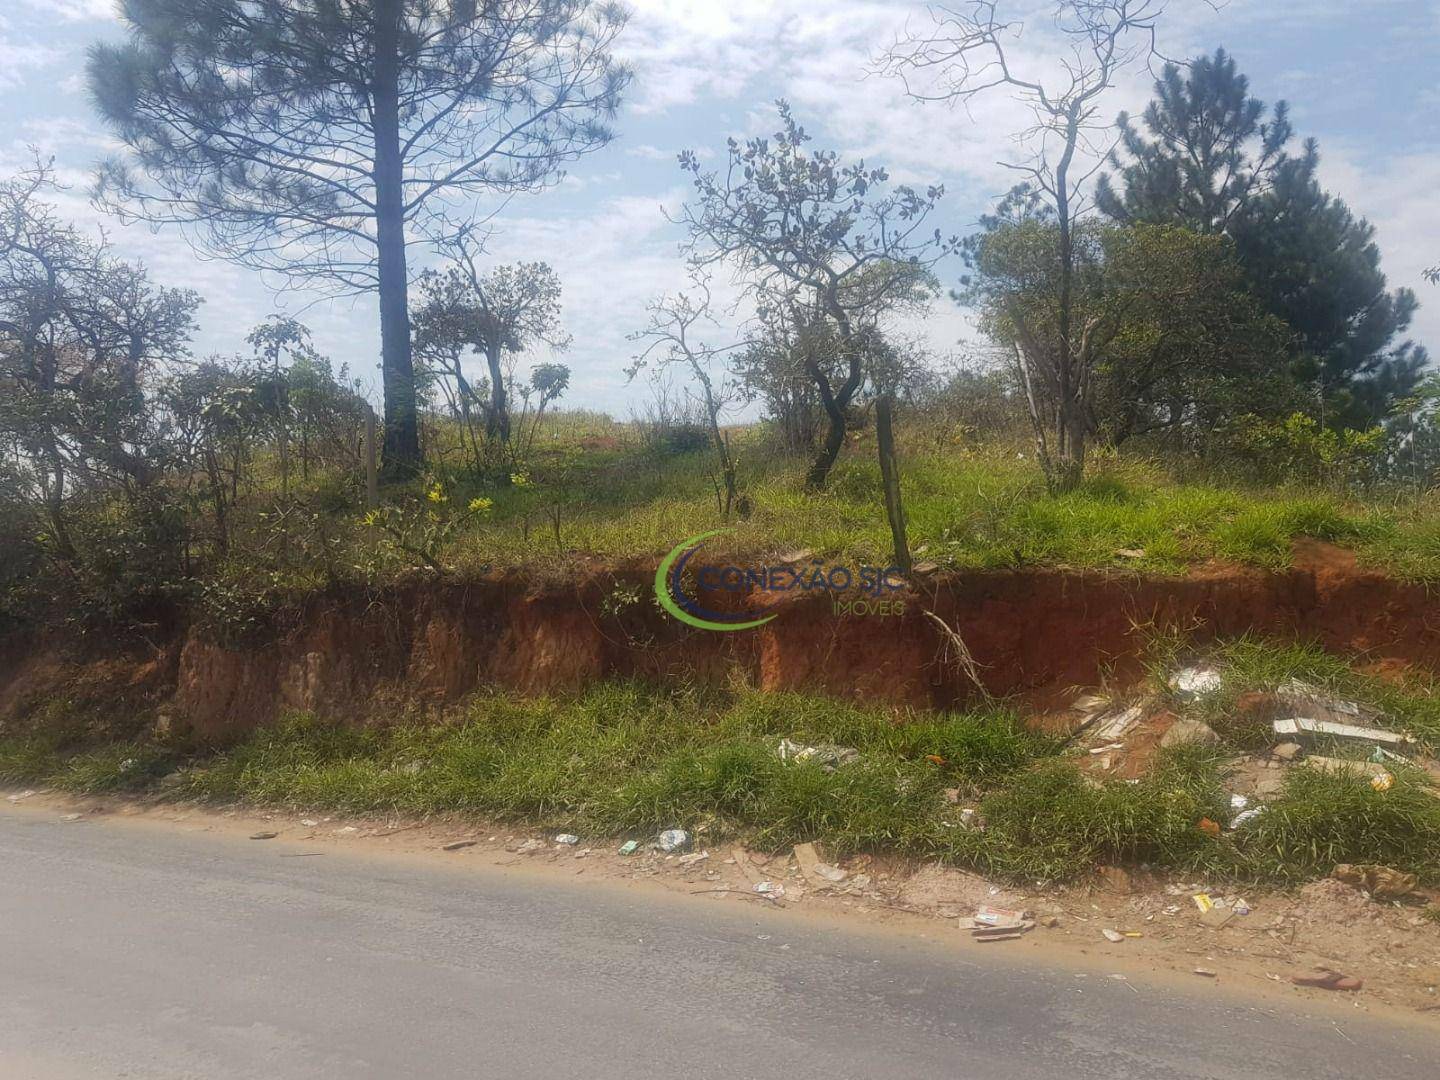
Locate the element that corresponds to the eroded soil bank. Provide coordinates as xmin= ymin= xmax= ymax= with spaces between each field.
xmin=1 ymin=542 xmax=1434 ymax=740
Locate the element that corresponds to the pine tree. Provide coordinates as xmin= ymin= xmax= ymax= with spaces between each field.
xmin=1098 ymin=50 xmax=1426 ymax=427
xmin=88 ymin=0 xmax=629 ymax=475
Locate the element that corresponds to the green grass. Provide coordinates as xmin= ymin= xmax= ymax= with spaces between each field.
xmin=353 ymin=430 xmax=1440 ymax=582
xmin=7 ymin=668 xmax=1440 ymax=888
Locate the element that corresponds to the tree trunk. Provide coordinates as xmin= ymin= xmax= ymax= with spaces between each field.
xmin=875 ymin=395 xmax=910 ymax=573
xmin=804 ymin=405 xmax=846 ymax=492
xmin=483 ymin=344 xmax=510 ymax=443
xmin=373 ymin=0 xmax=420 ymax=477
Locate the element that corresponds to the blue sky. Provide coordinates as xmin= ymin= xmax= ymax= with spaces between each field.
xmin=2 ymin=0 xmax=1436 ymax=416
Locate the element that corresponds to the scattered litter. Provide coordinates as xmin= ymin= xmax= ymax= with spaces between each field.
xmin=753 ymin=881 xmax=785 ymax=898
xmin=1191 ymin=893 xmax=1214 ymax=912
xmin=1370 ymin=771 xmax=1394 ymax=792
xmin=1169 ymin=667 xmax=1223 ymax=701
xmin=969 ymin=905 xmax=1034 ymax=941
xmin=1332 ymin=863 xmax=1418 ymax=899
xmin=657 ymin=829 xmax=691 ymax=853
xmin=1087 ymin=703 xmax=1146 ymax=744
xmin=299 ymin=818 xmax=319 ymax=827
xmin=1230 ymin=807 xmax=1266 ymax=829
xmin=5 ymin=790 xmax=37 ymax=803
xmin=514 ymin=838 xmax=545 ymax=853
xmin=1291 ymin=968 xmax=1363 ymax=992
xmin=1233 ymin=898 xmax=1251 ymax=916
xmin=794 ymin=841 xmax=847 ymax=886
xmin=1089 ymin=742 xmax=1125 ymax=755
xmin=335 ymin=826 xmax=358 ymax=834
xmin=60 ymin=813 xmax=82 ymax=822
xmin=249 ymin=831 xmax=279 ymax=840
xmin=1072 ymin=693 xmax=1109 ymax=713
xmin=777 ymin=738 xmax=859 ymax=770
xmin=677 ymin=850 xmax=710 ymax=867
xmin=1277 ymin=679 xmax=1369 ymax=725
xmin=554 ymin=833 xmax=580 ymax=846
xmin=1102 ymin=928 xmax=1125 ymax=943
xmin=1272 ymin=717 xmax=1408 ymax=748
xmin=1193 ymin=968 xmax=1218 ymax=978
xmin=1115 ymin=548 xmax=1146 ymax=560
xmin=1271 ymin=742 xmax=1303 ymax=762
xmin=442 ymin=839 xmax=477 ymax=851
xmin=617 ymin=840 xmax=641 ymax=856
xmin=1196 ymin=817 xmax=1221 ymax=838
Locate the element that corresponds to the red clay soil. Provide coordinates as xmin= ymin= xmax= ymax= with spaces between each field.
xmin=1 ymin=542 xmax=1436 ymax=740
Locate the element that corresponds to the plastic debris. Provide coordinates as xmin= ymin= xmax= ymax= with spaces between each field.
xmin=794 ymin=841 xmax=847 ymax=887
xmin=1197 ymin=817 xmax=1221 ymax=837
xmin=677 ymin=850 xmax=709 ymax=867
xmin=554 ymin=833 xmax=580 ymax=846
xmin=1272 ymin=717 xmax=1408 ymax=748
xmin=753 ymin=881 xmax=785 ymax=897
xmin=777 ymin=738 xmax=859 ymax=770
xmin=657 ymin=828 xmax=691 ymax=853
xmin=1169 ymin=666 xmax=1223 ymax=701
xmin=617 ymin=840 xmax=641 ymax=856
xmin=1191 ymin=893 xmax=1214 ymax=913
xmin=5 ymin=790 xmax=37 ymax=803
xmin=1370 ymin=771 xmax=1394 ymax=792
xmin=1193 ymin=968 xmax=1218 ymax=978
xmin=969 ymin=905 xmax=1033 ymax=941
xmin=1230 ymin=807 xmax=1266 ymax=829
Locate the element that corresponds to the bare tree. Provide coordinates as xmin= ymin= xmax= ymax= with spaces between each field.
xmin=676 ymin=101 xmax=956 ymax=492
xmin=626 ymin=275 xmax=747 ymax=518
xmin=88 ymin=0 xmax=629 ymax=476
xmin=879 ymin=1 xmax=1181 ymax=491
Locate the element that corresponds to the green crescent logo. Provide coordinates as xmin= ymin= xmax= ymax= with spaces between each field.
xmin=654 ymin=530 xmax=777 ymax=632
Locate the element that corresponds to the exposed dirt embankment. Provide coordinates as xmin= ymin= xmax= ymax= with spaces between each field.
xmin=1 ymin=543 xmax=1434 ymax=739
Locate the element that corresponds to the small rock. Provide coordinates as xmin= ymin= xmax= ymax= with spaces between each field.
xmin=514 ymin=838 xmax=545 ymax=853
xmin=1160 ymin=718 xmax=1220 ymax=749
xmin=657 ymin=829 xmax=691 ymax=853
xmin=61 ymin=813 xmax=83 ymax=822
xmin=554 ymin=833 xmax=580 ymax=846
xmin=300 ymin=818 xmax=319 ymax=827
xmin=1097 ymin=865 xmax=1133 ymax=894
xmin=677 ymin=850 xmax=710 ymax=867
xmin=249 ymin=831 xmax=279 ymax=840
xmin=1271 ymin=742 xmax=1303 ymax=762
xmin=1102 ymin=928 xmax=1125 ymax=943
xmin=1193 ymin=968 xmax=1218 ymax=978
xmin=442 ymin=840 xmax=477 ymax=851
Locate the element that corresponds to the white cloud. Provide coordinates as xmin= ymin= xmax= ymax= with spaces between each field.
xmin=18 ymin=0 xmax=118 ymax=23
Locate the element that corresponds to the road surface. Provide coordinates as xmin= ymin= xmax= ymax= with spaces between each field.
xmin=1 ymin=806 xmax=1434 ymax=1079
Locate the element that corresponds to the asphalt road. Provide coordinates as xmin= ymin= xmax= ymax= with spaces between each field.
xmin=1 ymin=808 xmax=1435 ymax=1080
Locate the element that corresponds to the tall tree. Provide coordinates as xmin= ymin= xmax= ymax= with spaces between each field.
xmin=879 ymin=0 xmax=1179 ymax=492
xmin=1098 ymin=50 xmax=1426 ymax=428
xmin=87 ymin=0 xmax=629 ymax=475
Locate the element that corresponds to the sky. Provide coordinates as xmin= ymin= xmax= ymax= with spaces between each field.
xmin=1 ymin=0 xmax=1437 ymax=417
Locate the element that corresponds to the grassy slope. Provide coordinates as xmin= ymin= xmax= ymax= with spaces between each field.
xmin=5 ymin=640 xmax=1439 ymax=887
xmin=283 ymin=414 xmax=1440 ymax=582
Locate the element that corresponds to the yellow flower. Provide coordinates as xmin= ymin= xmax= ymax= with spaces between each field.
xmin=510 ymin=472 xmax=531 ymax=488
xmin=468 ymin=497 xmax=493 ymax=513
xmin=426 ymin=482 xmax=447 ymax=503
xmin=361 ymin=510 xmax=381 ymax=527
